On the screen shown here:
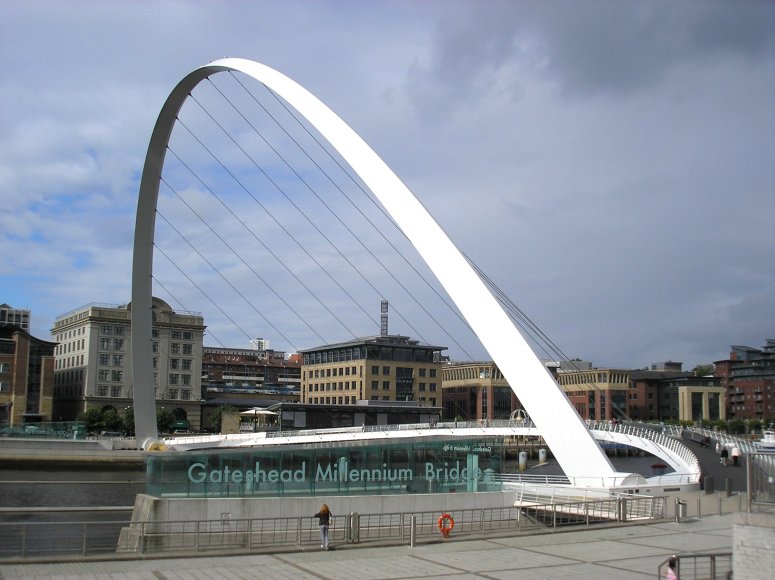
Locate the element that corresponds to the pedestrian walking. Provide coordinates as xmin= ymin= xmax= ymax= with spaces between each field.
xmin=665 ymin=556 xmax=678 ymax=580
xmin=315 ymin=503 xmax=332 ymax=550
xmin=731 ymin=447 xmax=741 ymax=467
xmin=720 ymin=447 xmax=729 ymax=466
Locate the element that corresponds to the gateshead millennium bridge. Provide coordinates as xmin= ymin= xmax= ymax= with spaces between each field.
xmin=131 ymin=59 xmax=700 ymax=493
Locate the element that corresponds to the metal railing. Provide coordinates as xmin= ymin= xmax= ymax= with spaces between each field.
xmin=747 ymin=452 xmax=775 ymax=509
xmin=0 ymin=495 xmax=667 ymax=560
xmin=657 ymin=552 xmax=733 ymax=580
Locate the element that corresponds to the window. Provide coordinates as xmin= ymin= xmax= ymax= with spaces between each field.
xmin=97 ymin=385 xmax=108 ymax=396
xmin=98 ymin=369 xmax=110 ymax=381
xmin=182 ymin=359 xmax=192 ymax=371
xmin=419 ymin=368 xmax=426 ymax=377
xmin=110 ymin=386 xmax=122 ymax=397
xmin=171 ymin=331 xmax=182 ymax=339
xmin=99 ymin=338 xmax=111 ymax=350
xmin=429 ymin=369 xmax=437 ymax=378
xmin=99 ymin=354 xmax=110 ymax=366
xmin=429 ymin=383 xmax=437 ymax=391
xmin=170 ymin=359 xmax=180 ymax=370
xmin=152 ymin=342 xmax=159 ymax=353
xmin=382 ymin=381 xmax=390 ymax=390
xmin=371 ymin=365 xmax=379 ymax=374
xmin=111 ymin=370 xmax=123 ymax=382
xmin=113 ymin=338 xmax=124 ymax=351
xmin=181 ymin=374 xmax=191 ymax=386
xmin=114 ymin=326 xmax=125 ymax=336
xmin=170 ymin=343 xmax=180 ymax=355
xmin=371 ymin=380 xmax=379 ymax=389
xmin=112 ymin=354 xmax=123 ymax=366
xmin=168 ymin=389 xmax=178 ymax=399
xmin=0 ymin=382 xmax=8 ymax=393
xmin=181 ymin=390 xmax=191 ymax=400
xmin=101 ymin=325 xmax=112 ymax=335
xmin=182 ymin=344 xmax=193 ymax=355
xmin=169 ymin=374 xmax=179 ymax=385
xmin=183 ymin=331 xmax=193 ymax=340
xmin=383 ymin=366 xmax=390 ymax=375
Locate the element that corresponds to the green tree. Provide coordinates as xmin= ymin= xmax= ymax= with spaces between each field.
xmin=77 ymin=407 xmax=104 ymax=434
xmin=122 ymin=406 xmax=135 ymax=435
xmin=157 ymin=408 xmax=174 ymax=433
xmin=101 ymin=408 xmax=122 ymax=432
xmin=692 ymin=364 xmax=714 ymax=377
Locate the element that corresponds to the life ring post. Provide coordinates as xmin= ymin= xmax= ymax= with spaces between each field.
xmin=437 ymin=513 xmax=455 ymax=538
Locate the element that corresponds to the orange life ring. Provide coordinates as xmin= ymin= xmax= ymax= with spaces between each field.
xmin=438 ymin=513 xmax=454 ymax=537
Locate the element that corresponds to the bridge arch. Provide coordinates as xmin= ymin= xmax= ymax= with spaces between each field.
xmin=132 ymin=58 xmax=619 ymax=484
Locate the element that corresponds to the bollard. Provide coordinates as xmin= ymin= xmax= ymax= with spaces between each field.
xmin=409 ymin=515 xmax=417 ymax=548
xmin=726 ymin=477 xmax=732 ymax=497
xmin=675 ymin=498 xmax=687 ymax=522
xmin=349 ymin=512 xmax=360 ymax=544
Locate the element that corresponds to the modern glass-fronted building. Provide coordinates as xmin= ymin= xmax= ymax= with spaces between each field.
xmin=147 ymin=436 xmax=504 ymax=498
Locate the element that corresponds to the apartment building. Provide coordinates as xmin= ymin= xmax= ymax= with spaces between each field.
xmin=715 ymin=339 xmax=775 ymax=420
xmin=0 ymin=324 xmax=56 ymax=426
xmin=0 ymin=303 xmax=30 ymax=333
xmin=51 ymin=297 xmax=205 ymax=429
xmin=300 ymin=334 xmax=445 ymax=406
xmin=441 ymin=361 xmax=521 ymax=421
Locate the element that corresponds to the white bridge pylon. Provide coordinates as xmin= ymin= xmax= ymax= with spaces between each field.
xmin=133 ymin=58 xmax=623 ymax=485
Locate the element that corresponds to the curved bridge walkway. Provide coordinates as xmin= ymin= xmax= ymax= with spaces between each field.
xmin=165 ymin=420 xmax=701 ymax=487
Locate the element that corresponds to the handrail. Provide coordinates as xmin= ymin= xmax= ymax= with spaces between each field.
xmin=0 ymin=496 xmax=666 ymax=560
xmin=657 ymin=552 xmax=732 ymax=580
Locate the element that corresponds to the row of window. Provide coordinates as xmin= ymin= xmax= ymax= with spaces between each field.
xmin=368 ymin=365 xmax=437 ymax=378
xmin=100 ymin=325 xmax=126 ymax=336
xmin=308 ymin=381 xmax=358 ymax=392
xmin=308 ymin=366 xmax=359 ymax=378
xmin=57 ymin=338 xmax=86 ymax=355
xmin=307 ymin=395 xmax=358 ymax=404
xmin=153 ymin=342 xmax=194 ymax=355
xmin=93 ymin=385 xmax=194 ymax=400
xmin=54 ymin=325 xmax=86 ymax=342
xmin=57 ymin=355 xmax=84 ymax=369
xmin=303 ymin=348 xmax=362 ymax=365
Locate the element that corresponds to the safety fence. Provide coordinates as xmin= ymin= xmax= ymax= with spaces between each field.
xmin=748 ymin=452 xmax=775 ymax=508
xmin=0 ymin=495 xmax=666 ymax=560
xmin=657 ymin=552 xmax=733 ymax=580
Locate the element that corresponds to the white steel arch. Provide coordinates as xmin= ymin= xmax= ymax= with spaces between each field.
xmin=132 ymin=58 xmax=622 ymax=484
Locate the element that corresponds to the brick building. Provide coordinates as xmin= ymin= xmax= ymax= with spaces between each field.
xmin=715 ymin=339 xmax=775 ymax=421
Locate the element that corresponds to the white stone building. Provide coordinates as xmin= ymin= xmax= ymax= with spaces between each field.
xmin=51 ymin=297 xmax=205 ymax=430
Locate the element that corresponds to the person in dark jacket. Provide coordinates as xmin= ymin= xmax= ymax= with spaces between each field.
xmin=315 ymin=503 xmax=332 ymax=550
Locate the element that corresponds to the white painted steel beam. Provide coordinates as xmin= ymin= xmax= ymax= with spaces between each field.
xmin=132 ymin=58 xmax=621 ymax=483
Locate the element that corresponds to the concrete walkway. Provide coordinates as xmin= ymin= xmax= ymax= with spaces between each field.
xmin=0 ymin=513 xmax=733 ymax=579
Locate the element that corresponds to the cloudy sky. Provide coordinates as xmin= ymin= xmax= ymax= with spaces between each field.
xmin=1 ymin=0 xmax=773 ymax=371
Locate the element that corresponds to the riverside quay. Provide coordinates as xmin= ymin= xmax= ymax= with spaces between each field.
xmin=146 ymin=437 xmax=503 ymax=498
